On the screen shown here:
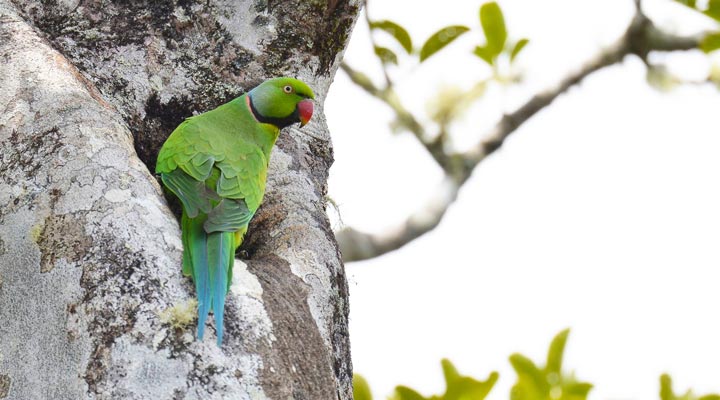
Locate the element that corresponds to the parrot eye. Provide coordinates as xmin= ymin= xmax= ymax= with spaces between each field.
xmin=283 ymin=85 xmax=293 ymax=94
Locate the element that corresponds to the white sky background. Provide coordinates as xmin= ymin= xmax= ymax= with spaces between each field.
xmin=324 ymin=1 xmax=720 ymax=399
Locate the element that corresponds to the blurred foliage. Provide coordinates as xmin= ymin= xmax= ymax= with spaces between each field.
xmin=673 ymin=0 xmax=720 ymax=53
xmin=710 ymin=63 xmax=720 ymax=88
xmin=643 ymin=0 xmax=720 ymax=91
xmin=660 ymin=374 xmax=720 ymax=400
xmin=674 ymin=0 xmax=720 ymax=22
xmin=509 ymin=38 xmax=529 ymax=63
xmin=360 ymin=0 xmax=530 ymax=139
xmin=392 ymin=359 xmax=497 ymax=400
xmin=337 ymin=0 xmax=720 ymax=260
xmin=367 ymin=1 xmax=528 ymax=69
xmin=508 ymin=329 xmax=592 ymax=400
xmin=354 ymin=329 xmax=720 ymax=400
xmin=421 ymin=26 xmax=471 ymax=62
xmin=646 ymin=64 xmax=681 ymax=92
xmin=355 ymin=359 xmax=497 ymax=400
xmin=375 ymin=46 xmax=399 ymax=65
xmin=700 ymin=32 xmax=720 ymax=53
xmin=348 ymin=7 xmax=720 ymax=396
xmin=426 ymin=81 xmax=487 ymax=126
xmin=358 ymin=0 xmax=720 ymax=136
xmin=475 ymin=2 xmax=507 ymax=65
xmin=355 ymin=374 xmax=374 ymax=400
xmin=370 ymin=20 xmax=413 ymax=53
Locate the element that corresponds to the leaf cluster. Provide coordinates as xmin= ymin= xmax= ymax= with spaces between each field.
xmin=353 ymin=329 xmax=720 ymax=400
xmin=367 ymin=1 xmax=528 ymax=67
xmin=660 ymin=374 xmax=720 ymax=400
xmin=355 ymin=358 xmax=497 ymax=400
xmin=392 ymin=359 xmax=497 ymax=400
xmin=508 ymin=329 xmax=591 ymax=400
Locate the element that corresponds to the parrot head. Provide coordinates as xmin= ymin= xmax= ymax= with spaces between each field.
xmin=248 ymin=77 xmax=315 ymax=129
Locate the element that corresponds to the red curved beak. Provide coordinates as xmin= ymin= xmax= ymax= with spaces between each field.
xmin=298 ymin=99 xmax=313 ymax=127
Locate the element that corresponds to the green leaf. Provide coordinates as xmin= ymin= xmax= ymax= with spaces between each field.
xmin=673 ymin=0 xmax=697 ymax=8
xmin=510 ymin=330 xmax=593 ymax=400
xmin=374 ymin=46 xmax=399 ymax=65
xmin=661 ymin=374 xmax=720 ymax=400
xmin=510 ymin=38 xmax=529 ymax=62
xmin=437 ymin=360 xmax=499 ymax=400
xmin=419 ymin=25 xmax=470 ymax=62
xmin=565 ymin=382 xmax=594 ymax=398
xmin=445 ymin=373 xmax=498 ymax=400
xmin=353 ymin=374 xmax=373 ymax=400
xmin=473 ymin=45 xmax=495 ymax=65
xmin=394 ymin=386 xmax=429 ymax=400
xmin=370 ymin=20 xmax=413 ymax=53
xmin=705 ymin=0 xmax=720 ymax=20
xmin=479 ymin=2 xmax=507 ymax=56
xmin=701 ymin=32 xmax=720 ymax=53
xmin=509 ymin=354 xmax=547 ymax=393
xmin=546 ymin=329 xmax=569 ymax=374
xmin=646 ymin=65 xmax=679 ymax=92
xmin=660 ymin=374 xmax=674 ymax=400
xmin=442 ymin=359 xmax=461 ymax=385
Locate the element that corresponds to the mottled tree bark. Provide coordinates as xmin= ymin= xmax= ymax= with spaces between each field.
xmin=0 ymin=0 xmax=359 ymax=398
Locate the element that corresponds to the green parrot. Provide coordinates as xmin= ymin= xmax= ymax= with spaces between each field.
xmin=155 ymin=77 xmax=315 ymax=345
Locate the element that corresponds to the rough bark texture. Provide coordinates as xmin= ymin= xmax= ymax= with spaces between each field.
xmin=0 ymin=0 xmax=359 ymax=398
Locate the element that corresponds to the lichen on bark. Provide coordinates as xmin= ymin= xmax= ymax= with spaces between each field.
xmin=0 ymin=374 xmax=10 ymax=399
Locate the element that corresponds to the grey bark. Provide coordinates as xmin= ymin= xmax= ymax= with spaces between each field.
xmin=0 ymin=0 xmax=359 ymax=399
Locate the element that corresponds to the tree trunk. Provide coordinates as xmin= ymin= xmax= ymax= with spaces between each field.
xmin=0 ymin=0 xmax=359 ymax=398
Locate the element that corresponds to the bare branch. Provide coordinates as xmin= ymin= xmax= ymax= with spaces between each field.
xmin=363 ymin=0 xmax=392 ymax=87
xmin=465 ymin=25 xmax=632 ymax=169
xmin=337 ymin=178 xmax=459 ymax=261
xmin=338 ymin=9 xmax=705 ymax=263
xmin=645 ymin=26 xmax=707 ymax=52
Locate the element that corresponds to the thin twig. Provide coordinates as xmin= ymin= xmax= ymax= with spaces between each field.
xmin=363 ymin=0 xmax=392 ymax=88
xmin=340 ymin=62 xmax=449 ymax=167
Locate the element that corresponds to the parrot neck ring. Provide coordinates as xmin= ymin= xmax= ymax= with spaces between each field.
xmin=247 ymin=94 xmax=313 ymax=129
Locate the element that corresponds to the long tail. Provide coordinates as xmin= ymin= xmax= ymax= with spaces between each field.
xmin=182 ymin=212 xmax=234 ymax=345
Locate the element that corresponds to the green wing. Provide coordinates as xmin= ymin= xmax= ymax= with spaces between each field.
xmin=161 ymin=169 xmax=217 ymax=218
xmin=204 ymin=198 xmax=254 ymax=233
xmin=155 ymin=96 xmax=275 ymax=212
xmin=163 ymin=167 xmax=253 ymax=231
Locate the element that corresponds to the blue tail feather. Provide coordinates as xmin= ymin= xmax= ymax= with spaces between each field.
xmin=187 ymin=217 xmax=211 ymax=340
xmin=208 ymin=232 xmax=232 ymax=345
xmin=184 ymin=214 xmax=234 ymax=345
